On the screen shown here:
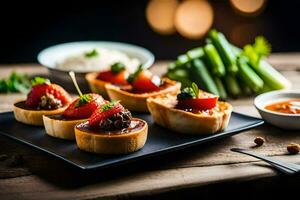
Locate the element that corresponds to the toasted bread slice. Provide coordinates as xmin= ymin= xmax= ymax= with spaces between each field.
xmin=43 ymin=115 xmax=85 ymax=140
xmin=85 ymin=72 xmax=109 ymax=99
xmin=105 ymin=78 xmax=181 ymax=112
xmin=13 ymin=101 xmax=68 ymax=126
xmin=147 ymin=94 xmax=232 ymax=134
xmin=75 ymin=118 xmax=148 ymax=154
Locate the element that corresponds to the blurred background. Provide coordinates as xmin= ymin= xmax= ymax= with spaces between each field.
xmin=1 ymin=0 xmax=299 ymax=63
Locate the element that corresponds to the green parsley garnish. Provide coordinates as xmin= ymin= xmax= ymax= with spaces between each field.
xmin=31 ymin=77 xmax=50 ymax=86
xmin=243 ymin=36 xmax=271 ymax=66
xmin=0 ymin=71 xmax=31 ymax=94
xmin=100 ymin=100 xmax=119 ymax=112
xmin=127 ymin=64 xmax=143 ymax=83
xmin=177 ymin=82 xmax=199 ymax=100
xmin=85 ymin=49 xmax=99 ymax=58
xmin=69 ymin=71 xmax=94 ymax=108
xmin=111 ymin=62 xmax=125 ymax=74
xmin=75 ymin=94 xmax=93 ymax=108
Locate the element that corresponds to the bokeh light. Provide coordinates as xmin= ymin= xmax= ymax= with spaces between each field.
xmin=174 ymin=0 xmax=214 ymax=39
xmin=230 ymin=0 xmax=266 ymax=16
xmin=146 ymin=0 xmax=179 ymax=35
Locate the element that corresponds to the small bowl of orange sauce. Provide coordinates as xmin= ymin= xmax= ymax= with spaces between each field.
xmin=254 ymin=90 xmax=300 ymax=130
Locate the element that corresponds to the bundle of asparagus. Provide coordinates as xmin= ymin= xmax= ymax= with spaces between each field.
xmin=167 ymin=30 xmax=291 ymax=99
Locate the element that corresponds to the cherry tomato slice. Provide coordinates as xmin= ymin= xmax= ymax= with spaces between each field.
xmin=97 ymin=70 xmax=128 ymax=85
xmin=177 ymin=97 xmax=218 ymax=110
xmin=131 ymin=72 xmax=161 ymax=93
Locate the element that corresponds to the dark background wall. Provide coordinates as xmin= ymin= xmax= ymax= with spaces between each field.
xmin=0 ymin=0 xmax=299 ymax=63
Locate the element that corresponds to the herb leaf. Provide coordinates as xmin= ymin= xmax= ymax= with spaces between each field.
xmin=100 ymin=100 xmax=119 ymax=112
xmin=111 ymin=62 xmax=125 ymax=74
xmin=243 ymin=36 xmax=271 ymax=66
xmin=177 ymin=82 xmax=199 ymax=100
xmin=75 ymin=94 xmax=93 ymax=108
xmin=253 ymin=36 xmax=271 ymax=57
xmin=191 ymin=82 xmax=199 ymax=97
xmin=0 ymin=71 xmax=31 ymax=94
xmin=127 ymin=64 xmax=143 ymax=83
xmin=31 ymin=77 xmax=50 ymax=86
xmin=85 ymin=49 xmax=99 ymax=58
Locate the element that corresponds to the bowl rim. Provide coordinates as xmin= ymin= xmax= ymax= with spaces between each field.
xmin=254 ymin=89 xmax=300 ymax=117
xmin=37 ymin=41 xmax=155 ymax=73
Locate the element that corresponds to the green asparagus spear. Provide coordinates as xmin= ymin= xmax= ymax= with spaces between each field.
xmin=224 ymin=75 xmax=241 ymax=97
xmin=237 ymin=56 xmax=264 ymax=92
xmin=187 ymin=47 xmax=204 ymax=60
xmin=167 ymin=68 xmax=192 ymax=88
xmin=168 ymin=62 xmax=177 ymax=71
xmin=236 ymin=75 xmax=253 ymax=96
xmin=243 ymin=38 xmax=291 ymax=90
xmin=214 ymin=77 xmax=227 ymax=99
xmin=176 ymin=54 xmax=189 ymax=66
xmin=258 ymin=83 xmax=272 ymax=94
xmin=203 ymin=43 xmax=226 ymax=77
xmin=190 ymin=59 xmax=220 ymax=96
xmin=209 ymin=30 xmax=238 ymax=74
xmin=250 ymin=59 xmax=291 ymax=90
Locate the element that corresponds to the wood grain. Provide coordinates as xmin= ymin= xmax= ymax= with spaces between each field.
xmin=0 ymin=54 xmax=300 ymax=199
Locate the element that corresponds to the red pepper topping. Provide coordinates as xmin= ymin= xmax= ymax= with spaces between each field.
xmin=127 ymin=65 xmax=161 ymax=93
xmin=97 ymin=62 xmax=128 ymax=85
xmin=177 ymin=83 xmax=218 ymax=110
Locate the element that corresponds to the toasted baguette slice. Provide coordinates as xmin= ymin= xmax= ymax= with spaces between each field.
xmin=147 ymin=95 xmax=232 ymax=134
xmin=85 ymin=72 xmax=109 ymax=99
xmin=75 ymin=118 xmax=148 ymax=154
xmin=13 ymin=101 xmax=68 ymax=126
xmin=105 ymin=78 xmax=181 ymax=112
xmin=43 ymin=115 xmax=85 ymax=140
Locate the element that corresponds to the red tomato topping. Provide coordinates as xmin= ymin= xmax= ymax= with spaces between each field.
xmin=97 ymin=70 xmax=128 ymax=85
xmin=177 ymin=97 xmax=218 ymax=110
xmin=131 ymin=71 xmax=161 ymax=93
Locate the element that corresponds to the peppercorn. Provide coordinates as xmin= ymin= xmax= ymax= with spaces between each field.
xmin=254 ymin=136 xmax=265 ymax=146
xmin=287 ymin=143 xmax=300 ymax=154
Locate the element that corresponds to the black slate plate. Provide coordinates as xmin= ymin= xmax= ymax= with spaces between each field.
xmin=0 ymin=112 xmax=263 ymax=170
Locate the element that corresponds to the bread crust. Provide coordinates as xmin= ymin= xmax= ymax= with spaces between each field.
xmin=13 ymin=101 xmax=68 ymax=126
xmin=147 ymin=95 xmax=232 ymax=134
xmin=85 ymin=72 xmax=109 ymax=99
xmin=43 ymin=115 xmax=85 ymax=140
xmin=75 ymin=118 xmax=148 ymax=154
xmin=105 ymin=78 xmax=181 ymax=112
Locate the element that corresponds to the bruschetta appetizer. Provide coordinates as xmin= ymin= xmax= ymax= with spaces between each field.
xmin=85 ymin=62 xmax=129 ymax=98
xmin=43 ymin=72 xmax=106 ymax=140
xmin=75 ymin=100 xmax=148 ymax=154
xmin=105 ymin=65 xmax=181 ymax=112
xmin=147 ymin=83 xmax=232 ymax=134
xmin=13 ymin=77 xmax=72 ymax=126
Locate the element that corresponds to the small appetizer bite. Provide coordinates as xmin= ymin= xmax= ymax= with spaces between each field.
xmin=13 ymin=77 xmax=72 ymax=126
xmin=85 ymin=62 xmax=129 ymax=98
xmin=105 ymin=65 xmax=181 ymax=112
xmin=75 ymin=100 xmax=148 ymax=154
xmin=147 ymin=83 xmax=232 ymax=135
xmin=43 ymin=72 xmax=106 ymax=140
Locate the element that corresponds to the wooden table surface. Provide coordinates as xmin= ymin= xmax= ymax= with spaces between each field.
xmin=1 ymin=53 xmax=300 ymax=199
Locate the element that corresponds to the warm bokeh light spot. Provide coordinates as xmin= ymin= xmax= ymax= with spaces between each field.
xmin=146 ymin=0 xmax=179 ymax=35
xmin=174 ymin=0 xmax=214 ymax=39
xmin=230 ymin=0 xmax=266 ymax=16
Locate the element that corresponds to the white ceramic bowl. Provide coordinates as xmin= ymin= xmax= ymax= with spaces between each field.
xmin=254 ymin=90 xmax=300 ymax=130
xmin=37 ymin=41 xmax=155 ymax=92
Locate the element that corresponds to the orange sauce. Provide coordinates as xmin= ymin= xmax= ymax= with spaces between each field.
xmin=265 ymin=99 xmax=300 ymax=114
